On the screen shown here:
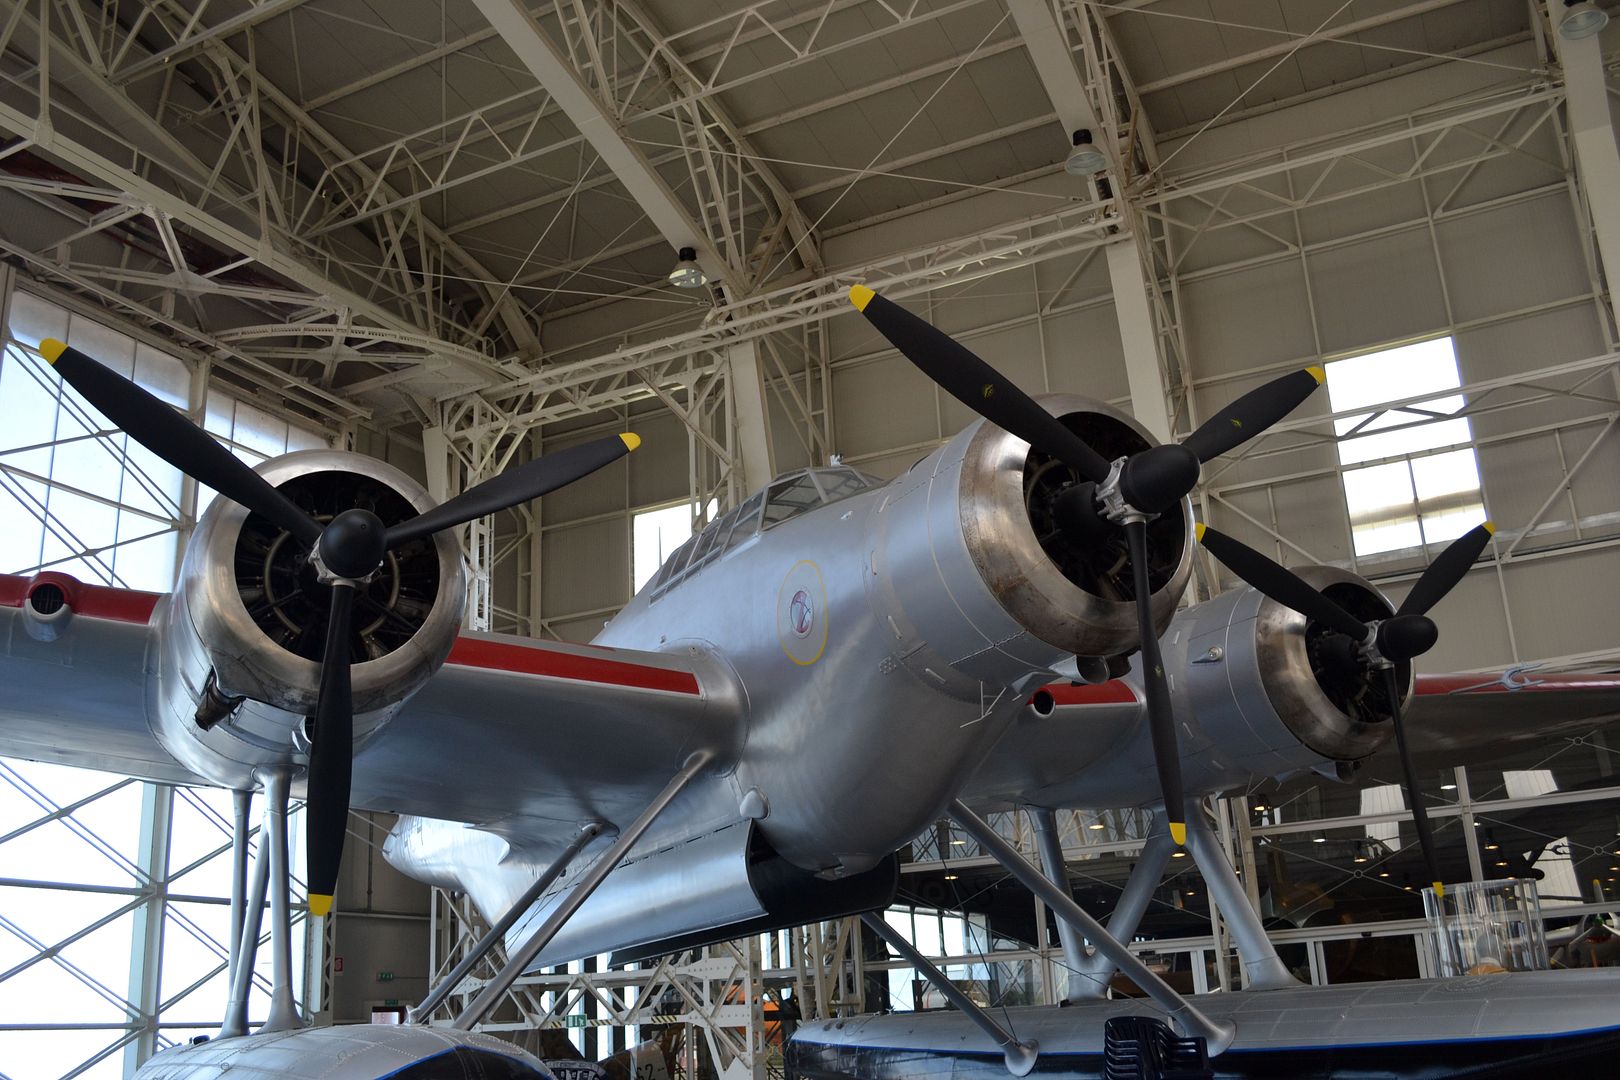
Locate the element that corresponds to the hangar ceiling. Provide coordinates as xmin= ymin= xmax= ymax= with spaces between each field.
xmin=0 ymin=0 xmax=1568 ymax=439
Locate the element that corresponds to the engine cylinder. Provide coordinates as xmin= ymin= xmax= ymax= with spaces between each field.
xmin=152 ymin=450 xmax=465 ymax=788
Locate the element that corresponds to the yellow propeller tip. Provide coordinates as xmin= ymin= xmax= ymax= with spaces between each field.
xmin=619 ymin=432 xmax=641 ymax=452
xmin=848 ymin=284 xmax=875 ymax=311
xmin=1194 ymin=523 xmax=1207 ymax=543
xmin=1168 ymin=821 xmax=1187 ymax=846
xmin=39 ymin=338 xmax=67 ymax=364
xmin=1482 ymin=520 xmax=1496 ymax=536
xmin=308 ymin=894 xmax=333 ymax=917
xmin=1432 ymin=881 xmax=1445 ymax=898
xmin=1306 ymin=365 xmax=1326 ymax=385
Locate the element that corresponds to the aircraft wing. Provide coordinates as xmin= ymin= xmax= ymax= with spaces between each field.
xmin=963 ymin=669 xmax=1620 ymax=812
xmin=0 ymin=574 xmax=743 ymax=855
xmin=349 ymin=631 xmax=742 ymax=852
xmin=1405 ymin=671 xmax=1620 ymax=756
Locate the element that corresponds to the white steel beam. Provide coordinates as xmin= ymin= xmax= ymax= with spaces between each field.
xmin=1550 ymin=1 xmax=1620 ymax=326
xmin=1006 ymin=0 xmax=1114 ymax=173
xmin=469 ymin=0 xmax=730 ymax=289
xmin=724 ymin=342 xmax=775 ymax=492
xmin=1107 ymin=237 xmax=1173 ymax=444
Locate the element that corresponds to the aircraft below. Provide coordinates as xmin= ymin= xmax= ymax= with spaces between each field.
xmin=4 ymin=289 xmax=1620 ymax=1076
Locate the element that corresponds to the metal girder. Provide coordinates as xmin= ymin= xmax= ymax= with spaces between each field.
xmin=1007 ymin=0 xmax=1115 ymax=173
xmin=111 ymin=0 xmax=311 ymax=86
xmin=469 ymin=0 xmax=733 ymax=289
xmin=1550 ymin=1 xmax=1620 ymax=326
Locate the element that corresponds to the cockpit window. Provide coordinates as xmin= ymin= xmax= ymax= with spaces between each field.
xmin=647 ymin=469 xmax=879 ymax=600
xmin=762 ymin=474 xmax=824 ymax=528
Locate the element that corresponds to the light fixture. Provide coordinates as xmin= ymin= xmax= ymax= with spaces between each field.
xmin=1495 ymin=860 xmax=1509 ymax=868
xmin=667 ymin=246 xmax=709 ymax=289
xmin=1440 ymin=783 xmax=1457 ymax=791
xmin=944 ymin=873 xmax=959 ymax=881
xmin=1171 ymin=850 xmax=1187 ymax=859
xmin=950 ymin=839 xmax=966 ymax=845
xmin=1379 ymin=870 xmax=1391 ymax=878
xmin=1313 ymin=835 xmax=1327 ymax=844
xmin=1088 ymin=821 xmax=1106 ymax=830
xmin=1064 ymin=129 xmax=1107 ymax=177
xmin=1560 ymin=0 xmax=1609 ymax=40
xmin=1353 ymin=852 xmax=1368 ymax=864
xmin=1251 ymin=802 xmax=1269 ymax=813
xmin=1484 ymin=830 xmax=1500 ymax=852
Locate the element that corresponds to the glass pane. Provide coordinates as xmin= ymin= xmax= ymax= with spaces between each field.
xmin=762 ymin=474 xmax=822 ymax=528
xmin=1411 ymin=448 xmax=1481 ymax=500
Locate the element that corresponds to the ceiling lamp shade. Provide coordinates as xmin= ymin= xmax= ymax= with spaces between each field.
xmin=1560 ymin=0 xmax=1609 ymax=39
xmin=1064 ymin=129 xmax=1108 ymax=177
xmin=667 ymin=246 xmax=709 ymax=288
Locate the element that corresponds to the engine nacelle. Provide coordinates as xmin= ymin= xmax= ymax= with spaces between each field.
xmin=971 ymin=565 xmax=1404 ymax=810
xmin=151 ymin=450 xmax=465 ymax=789
xmin=867 ymin=393 xmax=1192 ymax=700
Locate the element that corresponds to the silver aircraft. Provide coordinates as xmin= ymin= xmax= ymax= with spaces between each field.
xmin=3 ymin=290 xmax=1619 ymax=1078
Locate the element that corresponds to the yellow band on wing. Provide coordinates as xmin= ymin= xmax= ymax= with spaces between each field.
xmin=39 ymin=338 xmax=68 ymax=364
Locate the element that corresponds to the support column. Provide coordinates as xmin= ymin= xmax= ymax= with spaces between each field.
xmin=1107 ymin=236 xmax=1173 ymax=445
xmin=861 ymin=913 xmax=1038 ymax=1076
xmin=949 ymin=801 xmax=1234 ymax=1054
xmin=1552 ymin=2 xmax=1620 ymax=326
xmin=259 ymin=767 xmax=301 ymax=1033
xmin=124 ymin=783 xmax=172 ymax=1075
xmin=412 ymin=821 xmax=604 ymax=1022
xmin=724 ymin=341 xmax=775 ymax=492
xmin=454 ymin=752 xmax=712 ymax=1030
xmin=1028 ymin=808 xmax=1087 ymax=1003
xmin=1185 ymin=812 xmax=1299 ymax=991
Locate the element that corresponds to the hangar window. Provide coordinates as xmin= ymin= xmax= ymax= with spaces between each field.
xmin=1324 ymin=337 xmax=1485 ymax=557
xmin=634 ymin=498 xmax=720 ymax=594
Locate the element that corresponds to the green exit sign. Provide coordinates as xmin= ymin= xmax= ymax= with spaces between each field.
xmin=565 ymin=1014 xmax=586 ymax=1028
xmin=377 ymin=971 xmax=395 ymax=983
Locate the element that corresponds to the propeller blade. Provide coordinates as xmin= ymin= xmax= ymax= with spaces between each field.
xmin=1396 ymin=521 xmax=1495 ymax=618
xmin=1196 ymin=524 xmax=1369 ymax=640
xmin=1383 ymin=665 xmax=1444 ymax=895
xmin=1125 ymin=520 xmax=1186 ymax=845
xmin=39 ymin=339 xmax=321 ymax=547
xmin=1182 ymin=367 xmax=1325 ymax=464
xmin=387 ymin=433 xmax=640 ymax=549
xmin=849 ymin=286 xmax=1113 ymax=483
xmin=305 ymin=583 xmax=355 ymax=918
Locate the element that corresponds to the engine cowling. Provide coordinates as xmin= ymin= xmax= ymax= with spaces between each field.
xmin=151 ymin=450 xmax=465 ymax=789
xmin=866 ymin=393 xmax=1193 ymax=700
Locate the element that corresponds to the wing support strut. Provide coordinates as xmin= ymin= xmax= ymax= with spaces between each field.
xmin=452 ymin=751 xmax=713 ymax=1031
xmin=220 ymin=788 xmax=253 ymax=1036
xmin=1030 ymin=807 xmax=1178 ymax=1001
xmin=948 ymin=800 xmax=1236 ymax=1055
xmin=1184 ymin=811 xmax=1299 ymax=991
xmin=219 ymin=767 xmax=300 ymax=1037
xmin=412 ymin=820 xmax=605 ymax=1023
xmin=861 ymin=912 xmax=1039 ymax=1076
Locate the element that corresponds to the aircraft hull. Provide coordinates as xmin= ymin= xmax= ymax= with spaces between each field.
xmin=788 ymin=969 xmax=1620 ymax=1080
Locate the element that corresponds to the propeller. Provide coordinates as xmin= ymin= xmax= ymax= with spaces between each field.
xmin=1197 ymin=520 xmax=1496 ymax=893
xmin=36 ymin=338 xmax=640 ymax=915
xmin=847 ymin=286 xmax=1323 ymax=844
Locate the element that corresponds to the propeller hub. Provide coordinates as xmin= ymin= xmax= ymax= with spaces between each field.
xmin=316 ymin=508 xmax=388 ymax=582
xmin=1118 ymin=443 xmax=1200 ymax=517
xmin=1375 ymin=613 xmax=1440 ymax=663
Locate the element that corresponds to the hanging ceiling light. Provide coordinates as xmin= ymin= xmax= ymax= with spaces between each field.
xmin=667 ymin=246 xmax=709 ymax=288
xmin=1064 ymin=129 xmax=1108 ymax=177
xmin=1560 ymin=0 xmax=1609 ymax=40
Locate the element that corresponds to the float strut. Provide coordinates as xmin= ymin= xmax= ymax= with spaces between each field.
xmin=452 ymin=752 xmax=712 ymax=1030
xmin=949 ymin=800 xmax=1235 ymax=1055
xmin=1185 ymin=810 xmax=1300 ymax=990
xmin=861 ymin=912 xmax=1039 ymax=1076
xmin=259 ymin=766 xmax=301 ymax=1033
xmin=412 ymin=820 xmax=604 ymax=1022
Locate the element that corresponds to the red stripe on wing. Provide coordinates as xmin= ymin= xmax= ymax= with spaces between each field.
xmin=446 ymin=637 xmax=701 ymax=695
xmin=1031 ymin=680 xmax=1138 ymax=707
xmin=0 ymin=572 xmax=161 ymax=624
xmin=1418 ymin=672 xmax=1620 ymax=695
